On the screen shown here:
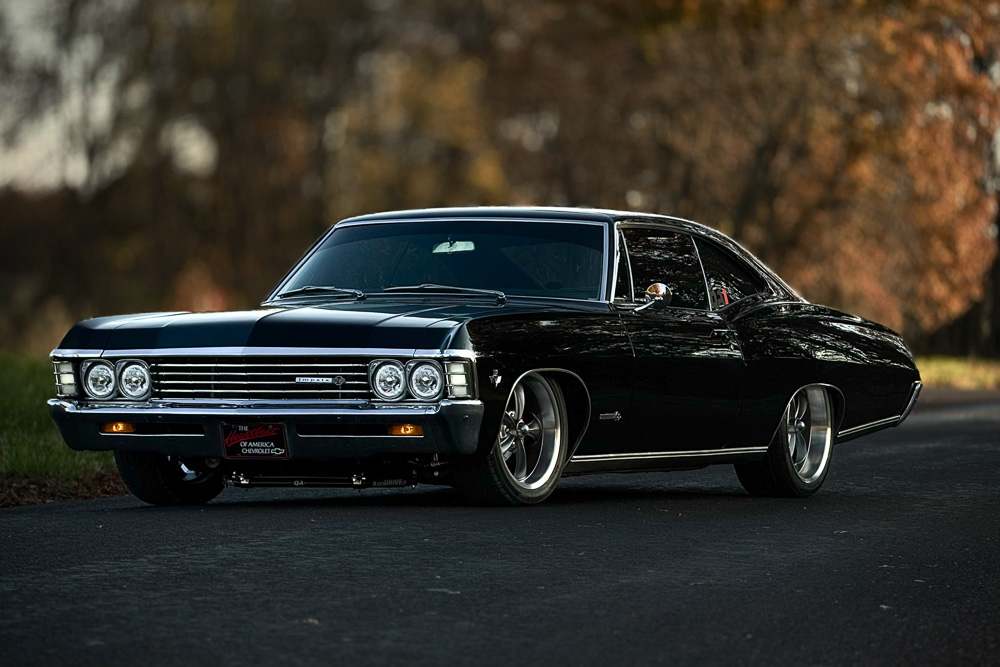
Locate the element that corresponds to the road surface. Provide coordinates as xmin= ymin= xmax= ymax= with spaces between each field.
xmin=2 ymin=389 xmax=998 ymax=666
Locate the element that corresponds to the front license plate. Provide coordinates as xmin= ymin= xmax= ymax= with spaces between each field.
xmin=222 ymin=423 xmax=288 ymax=459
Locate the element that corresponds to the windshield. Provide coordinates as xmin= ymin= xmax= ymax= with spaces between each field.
xmin=278 ymin=220 xmax=607 ymax=300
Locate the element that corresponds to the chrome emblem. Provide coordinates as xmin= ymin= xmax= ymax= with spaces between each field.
xmin=489 ymin=370 xmax=502 ymax=387
xmin=295 ymin=376 xmax=333 ymax=384
xmin=331 ymin=375 xmax=346 ymax=387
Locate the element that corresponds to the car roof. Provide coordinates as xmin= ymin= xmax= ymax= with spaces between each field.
xmin=339 ymin=206 xmax=709 ymax=231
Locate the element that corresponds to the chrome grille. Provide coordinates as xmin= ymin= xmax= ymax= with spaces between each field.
xmin=148 ymin=357 xmax=370 ymax=400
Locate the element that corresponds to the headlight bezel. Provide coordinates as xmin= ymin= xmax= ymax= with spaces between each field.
xmin=406 ymin=360 xmax=445 ymax=401
xmin=369 ymin=359 xmax=407 ymax=402
xmin=116 ymin=360 xmax=152 ymax=401
xmin=81 ymin=360 xmax=117 ymax=400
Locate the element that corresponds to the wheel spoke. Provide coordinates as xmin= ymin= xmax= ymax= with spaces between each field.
xmin=793 ymin=433 xmax=808 ymax=465
xmin=502 ymin=412 xmax=518 ymax=431
xmin=512 ymin=439 xmax=528 ymax=480
xmin=513 ymin=384 xmax=526 ymax=420
xmin=499 ymin=434 xmax=516 ymax=460
xmin=795 ymin=394 xmax=808 ymax=420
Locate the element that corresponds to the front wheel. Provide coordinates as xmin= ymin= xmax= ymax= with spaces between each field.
xmin=114 ymin=451 xmax=224 ymax=505
xmin=735 ymin=385 xmax=834 ymax=498
xmin=452 ymin=372 xmax=568 ymax=506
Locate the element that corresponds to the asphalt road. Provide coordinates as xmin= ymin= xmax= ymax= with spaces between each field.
xmin=2 ymin=390 xmax=998 ymax=667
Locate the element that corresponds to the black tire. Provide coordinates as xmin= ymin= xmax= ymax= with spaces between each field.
xmin=452 ymin=373 xmax=568 ymax=506
xmin=735 ymin=386 xmax=834 ymax=498
xmin=114 ymin=451 xmax=224 ymax=505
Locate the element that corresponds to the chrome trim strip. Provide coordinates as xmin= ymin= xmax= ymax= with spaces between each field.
xmin=90 ymin=347 xmax=477 ymax=359
xmin=837 ymin=416 xmax=898 ymax=438
xmin=838 ymin=381 xmax=921 ymax=439
xmin=296 ymin=434 xmax=425 ymax=439
xmin=50 ymin=349 xmax=104 ymax=359
xmin=97 ymin=432 xmax=204 ymax=438
xmin=49 ymin=398 xmax=481 ymax=418
xmin=899 ymin=380 xmax=922 ymax=422
xmin=570 ymin=446 xmax=768 ymax=463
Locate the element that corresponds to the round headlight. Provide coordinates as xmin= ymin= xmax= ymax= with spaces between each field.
xmin=408 ymin=362 xmax=443 ymax=400
xmin=84 ymin=362 xmax=116 ymax=399
xmin=372 ymin=361 xmax=406 ymax=401
xmin=119 ymin=363 xmax=151 ymax=399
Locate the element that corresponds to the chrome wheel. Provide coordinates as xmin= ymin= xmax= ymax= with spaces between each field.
xmin=497 ymin=373 xmax=563 ymax=490
xmin=784 ymin=386 xmax=832 ymax=484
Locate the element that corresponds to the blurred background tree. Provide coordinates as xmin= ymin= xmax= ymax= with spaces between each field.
xmin=1 ymin=0 xmax=998 ymax=356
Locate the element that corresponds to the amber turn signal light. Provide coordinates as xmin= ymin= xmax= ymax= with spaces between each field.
xmin=101 ymin=422 xmax=136 ymax=434
xmin=388 ymin=424 xmax=423 ymax=436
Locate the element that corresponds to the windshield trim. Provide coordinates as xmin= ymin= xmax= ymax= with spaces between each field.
xmin=264 ymin=216 xmax=611 ymax=304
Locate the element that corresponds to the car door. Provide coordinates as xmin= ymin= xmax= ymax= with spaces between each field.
xmin=616 ymin=226 xmax=744 ymax=452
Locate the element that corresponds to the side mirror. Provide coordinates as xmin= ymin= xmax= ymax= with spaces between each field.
xmin=635 ymin=283 xmax=671 ymax=311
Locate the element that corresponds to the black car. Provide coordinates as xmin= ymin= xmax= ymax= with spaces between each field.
xmin=49 ymin=207 xmax=921 ymax=505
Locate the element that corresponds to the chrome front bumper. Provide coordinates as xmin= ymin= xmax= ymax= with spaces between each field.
xmin=48 ymin=398 xmax=484 ymax=459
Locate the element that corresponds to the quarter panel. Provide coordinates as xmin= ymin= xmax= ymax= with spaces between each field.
xmin=734 ymin=303 xmax=919 ymax=445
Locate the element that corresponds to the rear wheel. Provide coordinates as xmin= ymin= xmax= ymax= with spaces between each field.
xmin=114 ymin=451 xmax=224 ymax=505
xmin=735 ymin=385 xmax=834 ymax=497
xmin=452 ymin=373 xmax=567 ymax=506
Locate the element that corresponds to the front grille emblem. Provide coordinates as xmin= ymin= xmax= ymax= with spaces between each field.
xmin=294 ymin=375 xmax=347 ymax=386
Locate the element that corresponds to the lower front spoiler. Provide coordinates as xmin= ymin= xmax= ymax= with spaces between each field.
xmin=48 ymin=399 xmax=484 ymax=459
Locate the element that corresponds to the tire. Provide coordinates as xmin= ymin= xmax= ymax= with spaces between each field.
xmin=452 ymin=372 xmax=568 ymax=506
xmin=735 ymin=385 xmax=834 ymax=498
xmin=114 ymin=451 xmax=224 ymax=505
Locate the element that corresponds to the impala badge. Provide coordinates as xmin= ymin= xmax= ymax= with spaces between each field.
xmin=295 ymin=376 xmax=333 ymax=384
xmin=489 ymin=370 xmax=502 ymax=387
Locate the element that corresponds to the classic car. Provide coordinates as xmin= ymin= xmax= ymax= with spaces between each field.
xmin=48 ymin=207 xmax=921 ymax=506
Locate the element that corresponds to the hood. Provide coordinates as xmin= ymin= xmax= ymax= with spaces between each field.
xmin=57 ymin=300 xmax=552 ymax=353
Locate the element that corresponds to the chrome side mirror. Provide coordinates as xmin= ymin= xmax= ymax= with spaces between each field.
xmin=635 ymin=283 xmax=671 ymax=311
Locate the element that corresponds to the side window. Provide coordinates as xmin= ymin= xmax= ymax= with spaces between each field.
xmin=694 ymin=239 xmax=769 ymax=309
xmin=613 ymin=231 xmax=634 ymax=302
xmin=621 ymin=228 xmax=708 ymax=310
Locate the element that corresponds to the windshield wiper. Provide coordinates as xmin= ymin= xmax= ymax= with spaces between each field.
xmin=275 ymin=286 xmax=365 ymax=300
xmin=381 ymin=283 xmax=506 ymax=304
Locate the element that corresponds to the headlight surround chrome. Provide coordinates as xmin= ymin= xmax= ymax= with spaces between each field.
xmin=117 ymin=361 xmax=151 ymax=400
xmin=82 ymin=361 xmax=116 ymax=400
xmin=407 ymin=361 xmax=444 ymax=401
xmin=370 ymin=360 xmax=407 ymax=401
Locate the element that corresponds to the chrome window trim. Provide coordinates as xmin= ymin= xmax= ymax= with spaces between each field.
xmin=616 ymin=217 xmax=792 ymax=300
xmin=266 ymin=216 xmax=611 ymax=303
xmin=615 ymin=223 xmax=712 ymax=312
xmin=610 ymin=225 xmax=636 ymax=304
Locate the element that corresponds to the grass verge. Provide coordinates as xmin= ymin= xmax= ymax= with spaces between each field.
xmin=916 ymin=356 xmax=1000 ymax=391
xmin=0 ymin=353 xmax=126 ymax=507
